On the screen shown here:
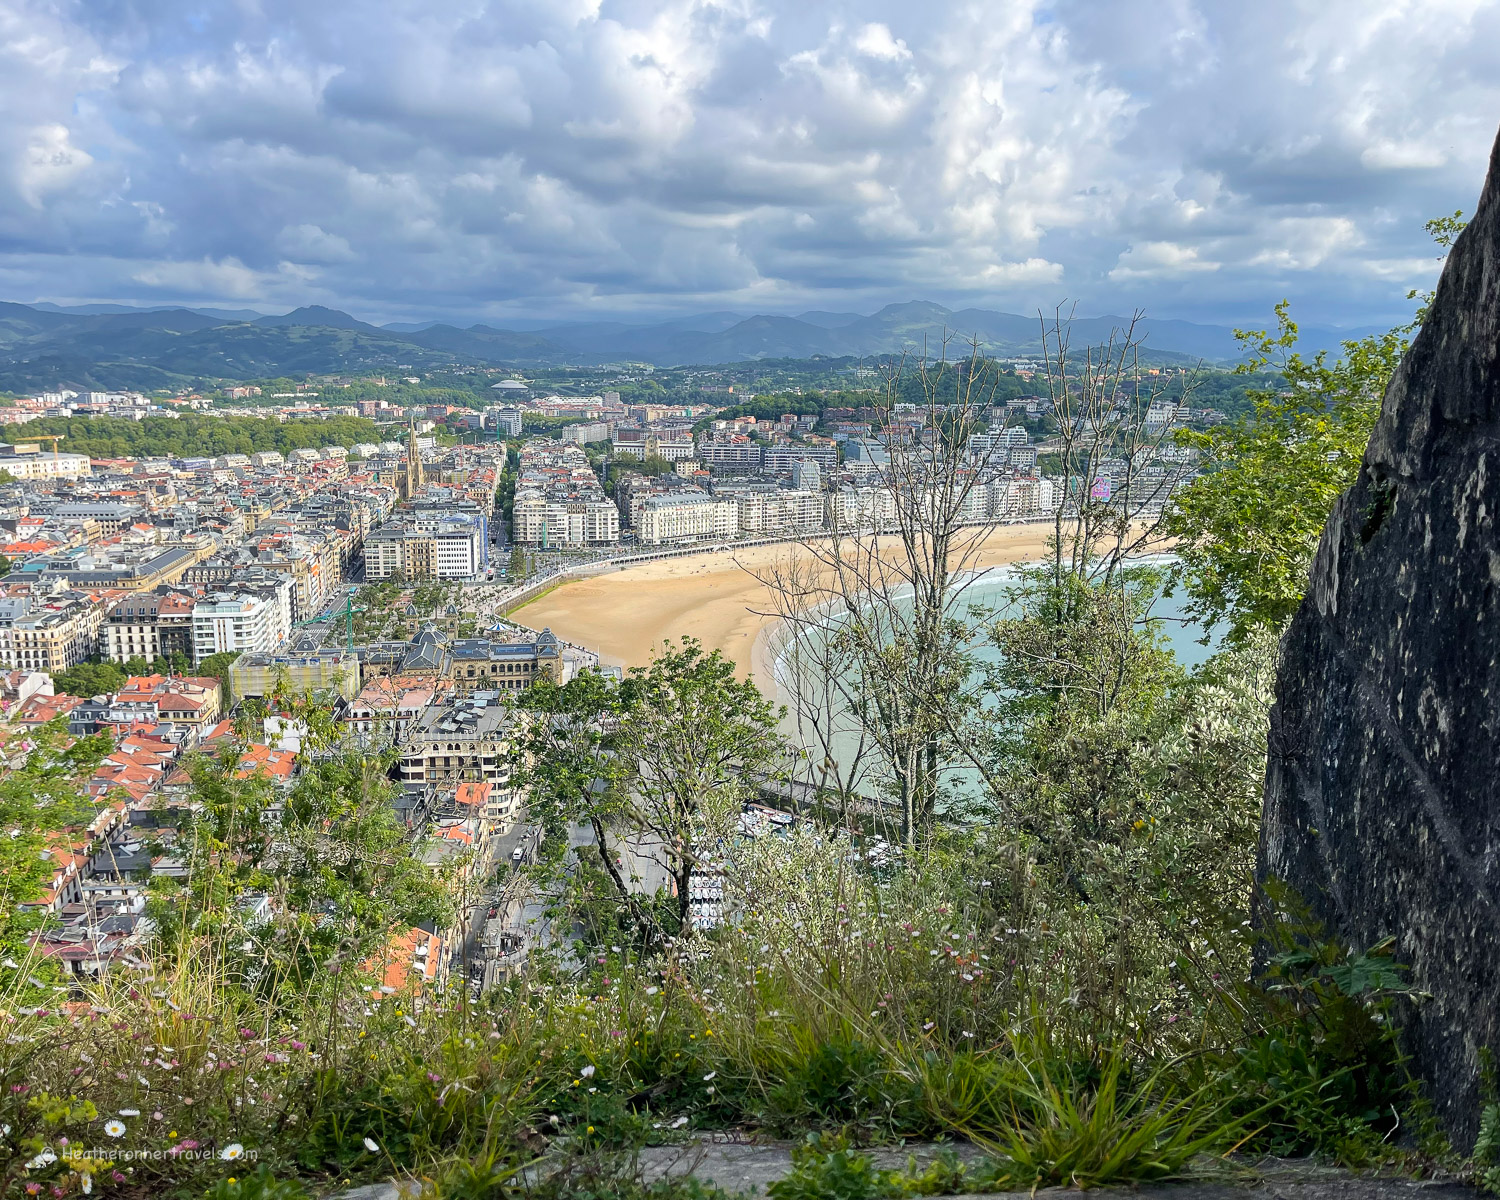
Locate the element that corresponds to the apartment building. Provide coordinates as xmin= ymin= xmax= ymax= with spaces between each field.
xmin=826 ymin=486 xmax=898 ymax=530
xmin=510 ymin=441 xmax=620 ymax=547
xmin=562 ymin=421 xmax=610 ymax=445
xmin=229 ymin=648 xmax=359 ymax=702
xmin=0 ymin=445 xmax=92 ymax=481
xmin=730 ymin=488 xmax=824 ymax=535
xmin=636 ymin=492 xmax=740 ymax=545
xmin=398 ymin=695 xmax=516 ymax=788
xmin=511 ymin=496 xmax=620 ymax=547
xmin=102 ymin=588 xmax=201 ymax=663
xmin=764 ymin=443 xmax=839 ymax=473
xmin=191 ymin=591 xmax=287 ymax=663
xmin=9 ymin=597 xmax=104 ymax=673
xmin=695 ymin=438 xmax=763 ymax=470
xmin=485 ymin=407 xmax=524 ymax=436
xmin=363 ymin=516 xmax=485 ymax=581
xmin=990 ymin=477 xmax=1058 ymax=518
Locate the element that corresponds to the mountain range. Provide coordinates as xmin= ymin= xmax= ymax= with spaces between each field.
xmin=0 ymin=299 xmax=1386 ymax=391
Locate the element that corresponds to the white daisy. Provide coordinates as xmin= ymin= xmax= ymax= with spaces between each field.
xmin=118 ymin=1109 xmax=140 ymax=1117
xmin=363 ymin=1137 xmax=380 ymax=1153
xmin=220 ymin=1143 xmax=244 ymax=1161
xmin=104 ymin=1119 xmax=126 ymax=1138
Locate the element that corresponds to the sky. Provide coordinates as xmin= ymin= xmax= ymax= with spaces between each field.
xmin=2 ymin=0 xmax=1499 ymax=329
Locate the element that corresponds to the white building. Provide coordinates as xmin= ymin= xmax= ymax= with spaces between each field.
xmin=991 ymin=477 xmax=1058 ymax=517
xmin=486 ymin=408 xmax=524 ymax=436
xmin=512 ymin=497 xmax=620 ymax=547
xmin=826 ymin=487 xmax=898 ymax=530
xmin=434 ymin=522 xmax=485 ymax=578
xmin=191 ymin=593 xmax=286 ymax=663
xmin=510 ymin=441 xmax=620 ymax=547
xmin=734 ymin=489 xmax=824 ymax=536
xmin=0 ymin=447 xmax=92 ymax=481
xmin=637 ymin=493 xmax=739 ymax=545
xmin=562 ymin=421 xmax=610 ymax=445
xmin=790 ymin=459 xmax=821 ymax=492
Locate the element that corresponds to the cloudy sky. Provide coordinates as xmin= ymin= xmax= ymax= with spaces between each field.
xmin=2 ymin=0 xmax=1498 ymax=327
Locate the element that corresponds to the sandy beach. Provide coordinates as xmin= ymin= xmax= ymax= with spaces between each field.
xmin=511 ymin=524 xmax=1058 ymax=689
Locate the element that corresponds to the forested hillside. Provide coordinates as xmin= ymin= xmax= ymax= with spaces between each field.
xmin=0 ymin=414 xmax=382 ymax=458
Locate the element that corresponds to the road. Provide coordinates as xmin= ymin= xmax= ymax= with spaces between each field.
xmin=451 ymin=818 xmax=543 ymax=980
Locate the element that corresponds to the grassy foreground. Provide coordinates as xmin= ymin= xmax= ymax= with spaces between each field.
xmin=2 ymin=828 xmax=1470 ymax=1200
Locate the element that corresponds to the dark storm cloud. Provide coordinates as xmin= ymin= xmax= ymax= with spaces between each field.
xmin=0 ymin=0 xmax=1497 ymax=326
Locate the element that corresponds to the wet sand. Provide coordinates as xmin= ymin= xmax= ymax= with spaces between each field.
xmin=511 ymin=525 xmax=1059 ymax=687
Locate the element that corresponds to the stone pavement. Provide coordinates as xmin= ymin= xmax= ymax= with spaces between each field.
xmin=337 ymin=1137 xmax=1483 ymax=1198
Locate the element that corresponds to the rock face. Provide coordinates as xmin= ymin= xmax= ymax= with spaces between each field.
xmin=1262 ymin=124 xmax=1500 ymax=1144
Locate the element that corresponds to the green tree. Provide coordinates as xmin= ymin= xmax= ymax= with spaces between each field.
xmin=1165 ymin=305 xmax=1403 ymax=644
xmin=155 ymin=744 xmax=451 ymax=996
xmin=196 ymin=651 xmax=241 ymax=695
xmin=508 ymin=543 xmax=527 ymax=581
xmin=51 ymin=659 xmax=127 ymax=698
xmin=0 ymin=553 xmax=10 ymax=578
xmin=961 ymin=567 xmax=1271 ymax=979
xmin=0 ymin=721 xmax=111 ymax=972
xmin=1167 ymin=215 xmax=1464 ymax=644
xmin=519 ymin=639 xmax=785 ymax=937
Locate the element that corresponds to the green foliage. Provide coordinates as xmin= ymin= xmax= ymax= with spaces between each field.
xmin=972 ymin=567 xmax=1266 ymax=938
xmin=1167 ymin=215 xmax=1464 ymax=645
xmin=203 ymin=1165 xmax=313 ymax=1200
xmin=1476 ymin=1104 xmax=1500 ymax=1194
xmin=0 ymin=720 xmax=111 ymax=967
xmin=153 ymin=745 xmax=453 ymax=993
xmin=1221 ymin=892 xmax=1422 ymax=1160
xmin=1165 ymin=302 xmax=1400 ymax=643
xmin=1405 ymin=211 xmax=1468 ymax=328
xmin=0 ymin=1089 xmax=108 ymax=1199
xmin=0 ymin=414 xmax=380 ymax=460
xmin=609 ymin=452 xmax=675 ymax=478
xmin=50 ymin=658 xmax=129 ymax=698
xmin=198 ymin=650 xmax=242 ymax=693
xmin=768 ymin=1135 xmax=901 ymax=1200
xmin=762 ymin=1037 xmax=910 ymax=1131
xmin=518 ymin=639 xmax=786 ymax=940
xmin=982 ymin=1053 xmax=1239 ymax=1190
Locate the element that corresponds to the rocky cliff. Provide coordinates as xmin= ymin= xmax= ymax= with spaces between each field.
xmin=1262 ymin=124 xmax=1500 ymax=1142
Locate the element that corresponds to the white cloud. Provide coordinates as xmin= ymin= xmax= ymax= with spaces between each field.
xmin=1361 ymin=140 xmax=1449 ymax=170
xmin=1109 ymin=242 xmax=1221 ymax=282
xmin=854 ymin=23 xmax=910 ymax=61
xmin=18 ymin=124 xmax=93 ymax=206
xmin=0 ymin=0 xmax=1492 ymax=325
xmin=275 ymin=223 xmax=355 ymax=263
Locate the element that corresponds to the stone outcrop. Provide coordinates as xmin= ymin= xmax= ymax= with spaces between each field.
xmin=1261 ymin=124 xmax=1500 ymax=1143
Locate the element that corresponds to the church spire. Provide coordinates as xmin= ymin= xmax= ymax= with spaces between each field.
xmin=405 ymin=416 xmax=424 ymax=498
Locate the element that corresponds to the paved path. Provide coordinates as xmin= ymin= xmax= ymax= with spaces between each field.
xmin=338 ymin=1142 xmax=1482 ymax=1199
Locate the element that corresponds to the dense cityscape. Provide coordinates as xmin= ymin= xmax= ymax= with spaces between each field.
xmin=3 ymin=3 xmax=1497 ymax=1197
xmin=0 ymin=356 xmax=1219 ymax=998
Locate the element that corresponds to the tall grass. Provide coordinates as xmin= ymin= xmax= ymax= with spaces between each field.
xmin=1 ymin=828 xmax=1432 ymax=1198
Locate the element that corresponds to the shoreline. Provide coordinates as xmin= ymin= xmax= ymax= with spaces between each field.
xmin=511 ymin=524 xmax=1061 ymax=690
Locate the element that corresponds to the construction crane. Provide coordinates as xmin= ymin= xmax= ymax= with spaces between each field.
xmin=333 ymin=590 xmax=366 ymax=653
xmin=14 ymin=435 xmax=63 ymax=461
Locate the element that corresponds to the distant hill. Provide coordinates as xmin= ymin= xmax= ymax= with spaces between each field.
xmin=0 ymin=299 xmax=1389 ymax=390
xmin=252 ymin=305 xmax=386 ymax=334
